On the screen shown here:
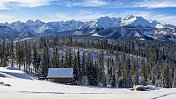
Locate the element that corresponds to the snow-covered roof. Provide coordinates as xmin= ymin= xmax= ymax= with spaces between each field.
xmin=47 ymin=68 xmax=73 ymax=78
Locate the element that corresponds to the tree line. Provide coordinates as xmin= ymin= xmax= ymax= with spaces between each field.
xmin=0 ymin=35 xmax=175 ymax=88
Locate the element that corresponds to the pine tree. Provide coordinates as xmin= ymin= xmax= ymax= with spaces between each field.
xmin=9 ymin=37 xmax=15 ymax=67
xmin=161 ymin=60 xmax=170 ymax=88
xmin=72 ymin=52 xmax=77 ymax=84
xmin=98 ymin=50 xmax=105 ymax=85
xmin=64 ymin=50 xmax=68 ymax=68
xmin=51 ymin=48 xmax=60 ymax=68
xmin=1 ymin=38 xmax=7 ymax=67
xmin=111 ymin=74 xmax=116 ymax=87
xmin=76 ymin=50 xmax=82 ymax=84
xmin=82 ymin=51 xmax=86 ymax=76
xmin=124 ymin=58 xmax=133 ymax=88
xmin=131 ymin=58 xmax=139 ymax=86
xmin=39 ymin=47 xmax=50 ymax=77
xmin=86 ymin=54 xmax=98 ymax=86
xmin=68 ymin=48 xmax=72 ymax=68
xmin=124 ymin=58 xmax=131 ymax=78
xmin=32 ymin=43 xmax=39 ymax=73
xmin=15 ymin=41 xmax=24 ymax=69
xmin=140 ymin=58 xmax=147 ymax=85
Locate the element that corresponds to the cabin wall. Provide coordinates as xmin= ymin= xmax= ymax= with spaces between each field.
xmin=48 ymin=78 xmax=73 ymax=83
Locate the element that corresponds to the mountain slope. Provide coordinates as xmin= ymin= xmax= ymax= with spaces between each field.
xmin=0 ymin=15 xmax=175 ymax=41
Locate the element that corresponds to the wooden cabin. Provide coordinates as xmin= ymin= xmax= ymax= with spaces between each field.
xmin=47 ymin=68 xmax=73 ymax=84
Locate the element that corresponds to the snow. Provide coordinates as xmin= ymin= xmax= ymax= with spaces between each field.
xmin=47 ymin=68 xmax=73 ymax=78
xmin=156 ymin=24 xmax=165 ymax=28
xmin=168 ymin=37 xmax=176 ymax=41
xmin=150 ymin=20 xmax=165 ymax=28
xmin=95 ymin=16 xmax=122 ymax=28
xmin=134 ymin=31 xmax=141 ymax=37
xmin=121 ymin=15 xmax=154 ymax=28
xmin=0 ymin=67 xmax=176 ymax=99
xmin=91 ymin=33 xmax=101 ymax=37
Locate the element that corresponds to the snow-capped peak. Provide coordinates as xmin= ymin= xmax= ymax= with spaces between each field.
xmin=35 ymin=19 xmax=44 ymax=25
xmin=89 ymin=16 xmax=122 ymax=28
xmin=25 ymin=19 xmax=36 ymax=26
xmin=124 ymin=15 xmax=136 ymax=20
xmin=121 ymin=15 xmax=154 ymax=28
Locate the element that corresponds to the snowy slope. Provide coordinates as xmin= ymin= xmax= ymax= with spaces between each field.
xmin=0 ymin=67 xmax=176 ymax=99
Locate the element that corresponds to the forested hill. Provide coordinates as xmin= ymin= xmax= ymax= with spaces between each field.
xmin=0 ymin=35 xmax=176 ymax=88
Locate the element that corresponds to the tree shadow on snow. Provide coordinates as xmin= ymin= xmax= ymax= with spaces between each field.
xmin=19 ymin=91 xmax=64 ymax=94
xmin=19 ymin=91 xmax=113 ymax=95
xmin=152 ymin=93 xmax=176 ymax=99
xmin=6 ymin=67 xmax=20 ymax=70
xmin=1 ymin=71 xmax=33 ymax=80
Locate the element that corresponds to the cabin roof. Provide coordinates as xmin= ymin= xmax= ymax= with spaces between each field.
xmin=47 ymin=68 xmax=73 ymax=78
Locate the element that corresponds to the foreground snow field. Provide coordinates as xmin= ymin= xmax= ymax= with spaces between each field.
xmin=0 ymin=67 xmax=176 ymax=99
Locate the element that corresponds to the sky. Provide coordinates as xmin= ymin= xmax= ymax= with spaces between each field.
xmin=0 ymin=0 xmax=176 ymax=25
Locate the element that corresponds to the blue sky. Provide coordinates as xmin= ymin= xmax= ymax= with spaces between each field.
xmin=0 ymin=0 xmax=176 ymax=25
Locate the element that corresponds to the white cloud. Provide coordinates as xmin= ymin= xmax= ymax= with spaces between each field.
xmin=133 ymin=0 xmax=176 ymax=8
xmin=152 ymin=14 xmax=176 ymax=25
xmin=46 ymin=12 xmax=115 ymax=22
xmin=0 ymin=14 xmax=16 ymax=23
xmin=0 ymin=0 xmax=54 ymax=9
xmin=66 ymin=0 xmax=107 ymax=7
xmin=63 ymin=0 xmax=176 ymax=8
xmin=44 ymin=9 xmax=176 ymax=25
xmin=0 ymin=0 xmax=176 ymax=9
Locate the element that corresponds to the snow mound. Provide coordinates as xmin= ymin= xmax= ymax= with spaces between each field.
xmin=130 ymin=85 xmax=157 ymax=91
xmin=145 ymin=85 xmax=157 ymax=90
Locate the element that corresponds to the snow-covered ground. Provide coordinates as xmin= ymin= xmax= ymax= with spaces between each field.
xmin=0 ymin=67 xmax=176 ymax=99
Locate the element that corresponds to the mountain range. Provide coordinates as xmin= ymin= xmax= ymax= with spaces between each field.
xmin=0 ymin=15 xmax=176 ymax=41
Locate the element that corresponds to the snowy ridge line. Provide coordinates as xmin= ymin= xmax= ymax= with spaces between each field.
xmin=0 ymin=15 xmax=175 ymax=36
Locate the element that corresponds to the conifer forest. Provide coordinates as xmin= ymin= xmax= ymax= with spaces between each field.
xmin=0 ymin=35 xmax=176 ymax=88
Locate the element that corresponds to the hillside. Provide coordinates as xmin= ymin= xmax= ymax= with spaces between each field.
xmin=0 ymin=67 xmax=176 ymax=99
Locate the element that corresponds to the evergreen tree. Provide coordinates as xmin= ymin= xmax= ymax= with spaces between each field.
xmin=51 ymin=48 xmax=60 ymax=68
xmin=72 ymin=52 xmax=78 ymax=84
xmin=111 ymin=74 xmax=116 ymax=87
xmin=68 ymin=48 xmax=72 ymax=68
xmin=39 ymin=47 xmax=50 ymax=77
xmin=32 ymin=43 xmax=39 ymax=73
xmin=76 ymin=50 xmax=82 ymax=84
xmin=82 ymin=51 xmax=86 ymax=76
xmin=86 ymin=54 xmax=98 ymax=86
xmin=98 ymin=50 xmax=105 ymax=85
xmin=131 ymin=58 xmax=139 ymax=86
xmin=161 ymin=60 xmax=170 ymax=88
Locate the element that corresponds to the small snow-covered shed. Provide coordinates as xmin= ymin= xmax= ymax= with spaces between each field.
xmin=47 ymin=68 xmax=73 ymax=84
